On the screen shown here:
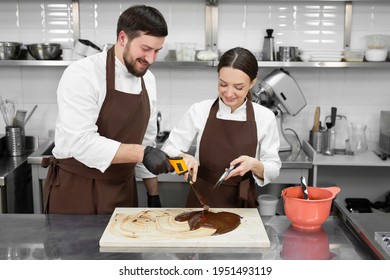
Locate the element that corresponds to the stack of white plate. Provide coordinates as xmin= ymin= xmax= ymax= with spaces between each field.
xmin=299 ymin=49 xmax=344 ymax=62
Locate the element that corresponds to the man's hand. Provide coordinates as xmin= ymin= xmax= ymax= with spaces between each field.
xmin=142 ymin=146 xmax=174 ymax=175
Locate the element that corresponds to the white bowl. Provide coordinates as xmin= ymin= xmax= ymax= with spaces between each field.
xmin=365 ymin=48 xmax=388 ymax=62
xmin=299 ymin=54 xmax=311 ymax=62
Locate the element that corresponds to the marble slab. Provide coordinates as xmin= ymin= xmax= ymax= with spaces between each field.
xmin=99 ymin=208 xmax=270 ymax=249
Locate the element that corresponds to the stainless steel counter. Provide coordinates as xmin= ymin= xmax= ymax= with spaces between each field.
xmin=334 ymin=199 xmax=390 ymax=259
xmin=0 ymin=213 xmax=374 ymax=260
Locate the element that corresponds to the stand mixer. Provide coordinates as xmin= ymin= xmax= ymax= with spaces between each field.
xmin=252 ymin=68 xmax=306 ymax=151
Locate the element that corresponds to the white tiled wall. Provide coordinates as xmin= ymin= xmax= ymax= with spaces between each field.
xmin=0 ymin=0 xmax=390 ymax=148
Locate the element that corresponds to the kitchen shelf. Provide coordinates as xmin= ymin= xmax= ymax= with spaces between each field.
xmin=2 ymin=59 xmax=390 ymax=69
xmin=2 ymin=0 xmax=390 ymax=70
xmin=0 ymin=60 xmax=72 ymax=67
xmin=257 ymin=61 xmax=390 ymax=68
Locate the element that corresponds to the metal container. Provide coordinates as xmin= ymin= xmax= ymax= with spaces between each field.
xmin=262 ymin=29 xmax=275 ymax=61
xmin=310 ymin=130 xmax=323 ymax=153
xmin=6 ymin=126 xmax=26 ymax=156
xmin=0 ymin=42 xmax=22 ymax=60
xmin=26 ymin=43 xmax=61 ymax=60
xmin=279 ymin=46 xmax=298 ymax=61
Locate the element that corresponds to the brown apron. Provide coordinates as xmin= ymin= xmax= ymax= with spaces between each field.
xmin=42 ymin=46 xmax=150 ymax=214
xmin=187 ymin=98 xmax=258 ymax=208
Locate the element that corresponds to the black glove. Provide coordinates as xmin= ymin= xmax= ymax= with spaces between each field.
xmin=142 ymin=146 xmax=174 ymax=175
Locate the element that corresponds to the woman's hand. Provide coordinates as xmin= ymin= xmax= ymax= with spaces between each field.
xmin=225 ymin=155 xmax=264 ymax=180
xmin=180 ymin=153 xmax=199 ymax=182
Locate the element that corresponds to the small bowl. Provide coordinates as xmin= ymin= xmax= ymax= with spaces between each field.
xmin=27 ymin=43 xmax=61 ymax=60
xmin=281 ymin=186 xmax=340 ymax=231
xmin=344 ymin=49 xmax=364 ymax=62
xmin=365 ymin=48 xmax=388 ymax=62
xmin=0 ymin=42 xmax=22 ymax=60
xmin=299 ymin=54 xmax=311 ymax=62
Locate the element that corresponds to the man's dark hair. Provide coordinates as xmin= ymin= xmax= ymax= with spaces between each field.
xmin=116 ymin=5 xmax=168 ymax=41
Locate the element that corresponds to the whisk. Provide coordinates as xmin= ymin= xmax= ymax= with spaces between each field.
xmin=0 ymin=96 xmax=15 ymax=126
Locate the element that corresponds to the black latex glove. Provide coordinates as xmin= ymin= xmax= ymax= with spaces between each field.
xmin=142 ymin=146 xmax=174 ymax=175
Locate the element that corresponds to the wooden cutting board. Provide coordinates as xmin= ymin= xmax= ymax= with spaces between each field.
xmin=99 ymin=208 xmax=270 ymax=248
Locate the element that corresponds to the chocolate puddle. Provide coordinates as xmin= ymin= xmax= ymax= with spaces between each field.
xmin=175 ymin=210 xmax=241 ymax=235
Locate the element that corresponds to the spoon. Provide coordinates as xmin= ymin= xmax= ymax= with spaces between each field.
xmin=300 ymin=176 xmax=309 ymax=200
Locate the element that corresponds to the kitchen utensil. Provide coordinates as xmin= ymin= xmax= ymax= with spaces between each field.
xmin=0 ymin=96 xmax=8 ymax=125
xmin=26 ymin=43 xmax=61 ymax=60
xmin=175 ymin=43 xmax=196 ymax=61
xmin=257 ymin=194 xmax=278 ymax=216
xmin=13 ymin=109 xmax=27 ymax=127
xmin=186 ymin=174 xmax=209 ymax=210
xmin=312 ymin=106 xmax=320 ymax=132
xmin=310 ymin=106 xmax=322 ymax=152
xmin=2 ymin=99 xmax=16 ymax=126
xmin=330 ymin=107 xmax=337 ymax=127
xmin=325 ymin=114 xmax=349 ymax=151
xmin=213 ymin=164 xmax=238 ymax=188
xmin=373 ymin=150 xmax=387 ymax=161
xmin=344 ymin=48 xmax=364 ymax=62
xmin=365 ymin=48 xmax=388 ymax=62
xmin=310 ymin=130 xmax=323 ymax=153
xmin=6 ymin=126 xmax=26 ymax=156
xmin=350 ymin=123 xmax=369 ymax=155
xmin=262 ymin=29 xmax=275 ymax=61
xmin=300 ymin=176 xmax=309 ymax=200
xmin=281 ymin=186 xmax=340 ymax=231
xmin=24 ymin=104 xmax=38 ymax=125
xmin=168 ymin=156 xmax=210 ymax=209
xmin=0 ymin=42 xmax=22 ymax=60
xmin=322 ymin=128 xmax=336 ymax=156
xmin=299 ymin=53 xmax=311 ymax=62
xmin=279 ymin=46 xmax=297 ymax=61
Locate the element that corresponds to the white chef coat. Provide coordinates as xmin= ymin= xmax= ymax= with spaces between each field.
xmin=161 ymin=98 xmax=281 ymax=186
xmin=52 ymin=50 xmax=157 ymax=177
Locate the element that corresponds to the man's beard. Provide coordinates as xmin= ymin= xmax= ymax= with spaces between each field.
xmin=124 ymin=57 xmax=149 ymax=77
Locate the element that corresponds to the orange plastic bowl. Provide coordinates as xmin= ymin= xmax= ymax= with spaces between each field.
xmin=281 ymin=186 xmax=340 ymax=231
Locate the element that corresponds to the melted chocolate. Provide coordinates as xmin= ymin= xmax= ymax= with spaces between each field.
xmin=175 ymin=210 xmax=241 ymax=235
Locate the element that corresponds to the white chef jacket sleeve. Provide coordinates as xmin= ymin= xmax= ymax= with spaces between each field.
xmin=253 ymin=109 xmax=282 ymax=186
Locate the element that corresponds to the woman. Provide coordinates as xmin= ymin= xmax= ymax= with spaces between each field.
xmin=162 ymin=47 xmax=281 ymax=208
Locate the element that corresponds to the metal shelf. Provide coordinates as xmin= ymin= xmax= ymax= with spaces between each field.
xmin=257 ymin=61 xmax=390 ymax=68
xmin=2 ymin=59 xmax=390 ymax=69
xmin=0 ymin=60 xmax=72 ymax=67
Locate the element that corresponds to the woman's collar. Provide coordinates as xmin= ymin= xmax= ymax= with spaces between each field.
xmin=218 ymin=97 xmax=247 ymax=114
